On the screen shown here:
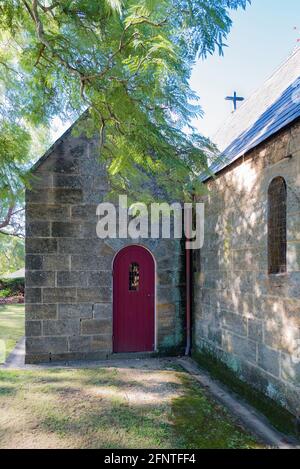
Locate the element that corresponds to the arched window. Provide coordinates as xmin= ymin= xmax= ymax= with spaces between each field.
xmin=268 ymin=177 xmax=287 ymax=274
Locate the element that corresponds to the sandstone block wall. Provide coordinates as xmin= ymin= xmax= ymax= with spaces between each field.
xmin=194 ymin=120 xmax=300 ymax=416
xmin=25 ymin=129 xmax=185 ymax=363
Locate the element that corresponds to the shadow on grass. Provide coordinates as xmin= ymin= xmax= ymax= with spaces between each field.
xmin=32 ymin=367 xmax=183 ymax=397
xmin=0 ymin=366 xmax=261 ymax=448
xmin=41 ymin=403 xmax=173 ymax=449
xmin=171 ymin=375 xmax=260 ymax=449
xmin=36 ymin=371 xmax=260 ymax=449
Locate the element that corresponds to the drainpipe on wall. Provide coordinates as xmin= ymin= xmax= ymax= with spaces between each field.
xmin=185 ymin=199 xmax=193 ymax=356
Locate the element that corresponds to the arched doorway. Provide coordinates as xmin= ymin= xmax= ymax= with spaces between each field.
xmin=113 ymin=245 xmax=155 ymax=353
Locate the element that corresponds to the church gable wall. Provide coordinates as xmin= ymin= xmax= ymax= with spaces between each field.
xmin=25 ymin=130 xmax=185 ymax=363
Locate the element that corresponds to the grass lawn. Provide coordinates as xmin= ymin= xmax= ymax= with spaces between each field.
xmin=0 ymin=363 xmax=262 ymax=449
xmin=0 ymin=304 xmax=24 ymax=361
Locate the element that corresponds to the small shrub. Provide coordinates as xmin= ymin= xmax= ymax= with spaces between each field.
xmin=0 ymin=289 xmax=12 ymax=298
xmin=0 ymin=277 xmax=24 ymax=296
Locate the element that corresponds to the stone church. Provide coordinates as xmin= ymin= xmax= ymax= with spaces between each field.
xmin=25 ymin=48 xmax=300 ymax=419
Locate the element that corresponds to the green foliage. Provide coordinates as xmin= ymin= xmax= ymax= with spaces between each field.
xmin=0 ymin=123 xmax=30 ymax=196
xmin=0 ymin=278 xmax=25 ymax=297
xmin=0 ymin=289 xmax=11 ymax=298
xmin=0 ymin=234 xmax=24 ymax=276
xmin=0 ymin=0 xmax=250 ymax=200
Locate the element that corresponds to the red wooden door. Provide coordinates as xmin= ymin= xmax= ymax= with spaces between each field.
xmin=113 ymin=245 xmax=155 ymax=353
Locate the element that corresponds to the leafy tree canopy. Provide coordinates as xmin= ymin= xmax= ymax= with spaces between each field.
xmin=0 ymin=0 xmax=249 ymax=201
xmin=0 ymin=233 xmax=24 ymax=275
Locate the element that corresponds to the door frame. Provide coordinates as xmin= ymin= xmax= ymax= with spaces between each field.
xmin=112 ymin=244 xmax=157 ymax=352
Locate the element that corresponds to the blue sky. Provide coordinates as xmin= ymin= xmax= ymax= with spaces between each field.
xmin=191 ymin=0 xmax=300 ymax=139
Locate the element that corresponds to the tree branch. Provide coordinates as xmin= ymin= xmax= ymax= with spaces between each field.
xmin=0 ymin=205 xmax=15 ymax=230
xmin=0 ymin=60 xmax=20 ymax=76
xmin=37 ymin=1 xmax=60 ymax=12
xmin=24 ymin=0 xmax=84 ymax=80
xmin=34 ymin=44 xmax=46 ymax=66
xmin=0 ymin=229 xmax=24 ymax=239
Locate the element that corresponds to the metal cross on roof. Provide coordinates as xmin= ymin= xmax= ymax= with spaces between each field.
xmin=225 ymin=91 xmax=244 ymax=111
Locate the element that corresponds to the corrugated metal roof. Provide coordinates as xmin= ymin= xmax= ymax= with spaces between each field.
xmin=202 ymin=47 xmax=300 ymax=181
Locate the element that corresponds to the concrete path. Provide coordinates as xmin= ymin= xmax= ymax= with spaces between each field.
xmin=3 ymin=336 xmax=26 ymax=369
xmin=2 ymin=339 xmax=299 ymax=448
